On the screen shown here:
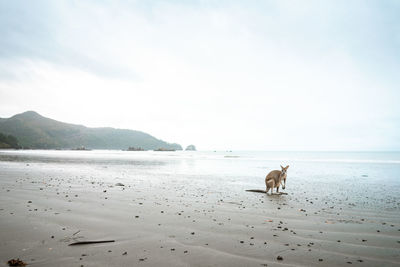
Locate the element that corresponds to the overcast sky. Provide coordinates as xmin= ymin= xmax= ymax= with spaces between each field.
xmin=0 ymin=0 xmax=399 ymax=151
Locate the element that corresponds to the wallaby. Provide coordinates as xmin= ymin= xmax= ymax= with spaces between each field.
xmin=265 ymin=165 xmax=289 ymax=194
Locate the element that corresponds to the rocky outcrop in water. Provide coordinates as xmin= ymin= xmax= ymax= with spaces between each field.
xmin=185 ymin=145 xmax=196 ymax=151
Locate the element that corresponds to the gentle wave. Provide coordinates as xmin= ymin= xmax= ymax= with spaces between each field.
xmin=1 ymin=149 xmax=399 ymax=165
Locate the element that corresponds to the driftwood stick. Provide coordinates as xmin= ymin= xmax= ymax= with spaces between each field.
xmin=68 ymin=240 xmax=115 ymax=246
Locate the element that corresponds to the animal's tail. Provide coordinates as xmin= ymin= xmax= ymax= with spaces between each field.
xmin=245 ymin=189 xmax=266 ymax=193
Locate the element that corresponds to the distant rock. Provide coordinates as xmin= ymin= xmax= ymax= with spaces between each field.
xmin=185 ymin=145 xmax=196 ymax=151
xmin=126 ymin=147 xmax=145 ymax=151
xmin=155 ymin=148 xmax=176 ymax=151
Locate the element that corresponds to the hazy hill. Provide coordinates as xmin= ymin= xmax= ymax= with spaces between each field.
xmin=0 ymin=132 xmax=20 ymax=149
xmin=0 ymin=111 xmax=182 ymax=150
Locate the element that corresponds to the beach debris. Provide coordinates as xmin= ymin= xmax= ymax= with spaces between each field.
xmin=139 ymin=257 xmax=147 ymax=261
xmin=7 ymin=259 xmax=26 ymax=266
xmin=68 ymin=240 xmax=115 ymax=246
xmin=115 ymin=183 xmax=125 ymax=186
xmin=73 ymin=230 xmax=81 ymax=236
xmin=122 ymin=252 xmax=127 ymax=255
xmin=277 ymin=256 xmax=283 ymax=261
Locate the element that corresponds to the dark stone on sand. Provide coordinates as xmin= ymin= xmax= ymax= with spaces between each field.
xmin=319 ymin=259 xmax=323 ymax=261
xmin=277 ymin=256 xmax=283 ymax=261
xmin=122 ymin=252 xmax=127 ymax=255
xmin=7 ymin=259 xmax=26 ymax=266
xmin=115 ymin=183 xmax=125 ymax=186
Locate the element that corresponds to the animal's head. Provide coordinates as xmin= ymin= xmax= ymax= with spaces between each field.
xmin=280 ymin=165 xmax=289 ymax=189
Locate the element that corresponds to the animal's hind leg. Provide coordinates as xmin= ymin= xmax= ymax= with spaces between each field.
xmin=267 ymin=180 xmax=275 ymax=195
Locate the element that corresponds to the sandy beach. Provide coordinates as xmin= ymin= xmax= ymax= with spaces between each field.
xmin=0 ymin=150 xmax=399 ymax=266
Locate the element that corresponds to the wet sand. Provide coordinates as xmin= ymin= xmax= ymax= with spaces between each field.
xmin=0 ymin=155 xmax=399 ymax=266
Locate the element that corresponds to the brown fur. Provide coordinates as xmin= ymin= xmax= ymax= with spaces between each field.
xmin=265 ymin=165 xmax=289 ymax=194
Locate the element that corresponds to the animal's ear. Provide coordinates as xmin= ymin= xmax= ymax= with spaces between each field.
xmin=280 ymin=165 xmax=284 ymax=169
xmin=286 ymin=165 xmax=289 ymax=169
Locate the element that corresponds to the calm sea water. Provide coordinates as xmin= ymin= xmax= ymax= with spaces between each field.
xmin=1 ymin=150 xmax=399 ymax=211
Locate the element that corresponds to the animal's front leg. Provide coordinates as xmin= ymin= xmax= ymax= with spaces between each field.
xmin=276 ymin=186 xmax=279 ymax=193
